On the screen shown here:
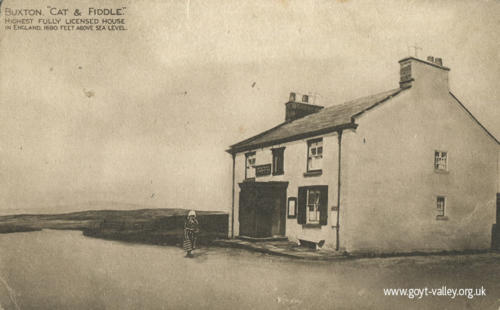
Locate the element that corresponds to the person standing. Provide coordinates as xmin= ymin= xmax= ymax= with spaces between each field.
xmin=183 ymin=210 xmax=199 ymax=258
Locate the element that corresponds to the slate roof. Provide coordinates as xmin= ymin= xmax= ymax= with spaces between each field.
xmin=228 ymin=87 xmax=408 ymax=154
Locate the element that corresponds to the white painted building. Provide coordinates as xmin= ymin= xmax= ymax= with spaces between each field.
xmin=227 ymin=56 xmax=499 ymax=254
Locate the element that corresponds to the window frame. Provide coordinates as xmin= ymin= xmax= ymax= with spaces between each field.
xmin=244 ymin=151 xmax=256 ymax=180
xmin=306 ymin=138 xmax=323 ymax=173
xmin=436 ymin=196 xmax=448 ymax=220
xmin=434 ymin=150 xmax=448 ymax=172
xmin=271 ymin=147 xmax=285 ymax=176
xmin=297 ymin=185 xmax=328 ymax=226
xmin=306 ymin=189 xmax=321 ymax=224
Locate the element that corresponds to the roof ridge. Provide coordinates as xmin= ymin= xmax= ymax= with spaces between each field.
xmin=288 ymin=87 xmax=404 ymax=123
xmin=227 ymin=87 xmax=408 ymax=154
xmin=326 ymin=87 xmax=403 ymax=110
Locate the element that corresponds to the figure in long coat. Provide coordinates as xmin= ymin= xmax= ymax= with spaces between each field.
xmin=183 ymin=210 xmax=199 ymax=257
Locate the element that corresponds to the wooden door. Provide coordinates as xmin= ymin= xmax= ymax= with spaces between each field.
xmin=255 ymin=192 xmax=274 ymax=237
xmin=238 ymin=182 xmax=288 ymax=238
xmin=238 ymin=186 xmax=256 ymax=237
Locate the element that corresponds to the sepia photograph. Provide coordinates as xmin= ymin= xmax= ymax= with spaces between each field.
xmin=0 ymin=0 xmax=499 ymax=309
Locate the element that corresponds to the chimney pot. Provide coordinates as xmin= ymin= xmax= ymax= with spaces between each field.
xmin=434 ymin=58 xmax=443 ymax=66
xmin=427 ymin=56 xmax=434 ymax=62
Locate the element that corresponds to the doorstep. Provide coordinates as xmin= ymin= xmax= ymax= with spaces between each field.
xmin=213 ymin=238 xmax=349 ymax=261
xmin=237 ymin=235 xmax=289 ymax=242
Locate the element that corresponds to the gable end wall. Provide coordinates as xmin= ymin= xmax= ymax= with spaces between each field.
xmin=341 ymin=89 xmax=498 ymax=253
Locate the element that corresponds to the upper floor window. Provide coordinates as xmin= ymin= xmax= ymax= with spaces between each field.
xmin=245 ymin=152 xmax=256 ymax=179
xmin=307 ymin=138 xmax=323 ymax=172
xmin=272 ymin=147 xmax=285 ymax=175
xmin=434 ymin=151 xmax=448 ymax=171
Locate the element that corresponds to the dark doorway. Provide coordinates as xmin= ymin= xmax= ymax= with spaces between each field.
xmin=238 ymin=181 xmax=288 ymax=238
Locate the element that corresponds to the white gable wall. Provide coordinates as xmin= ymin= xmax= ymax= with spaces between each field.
xmin=340 ymin=84 xmax=498 ymax=253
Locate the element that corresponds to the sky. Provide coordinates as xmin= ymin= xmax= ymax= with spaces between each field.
xmin=0 ymin=0 xmax=499 ymax=214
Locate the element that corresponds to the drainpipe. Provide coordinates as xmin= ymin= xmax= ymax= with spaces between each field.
xmin=336 ymin=130 xmax=343 ymax=251
xmin=231 ymin=153 xmax=236 ymax=239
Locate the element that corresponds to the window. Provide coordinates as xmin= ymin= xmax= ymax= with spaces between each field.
xmin=307 ymin=138 xmax=323 ymax=172
xmin=306 ymin=189 xmax=321 ymax=224
xmin=302 ymin=95 xmax=309 ymax=103
xmin=272 ymin=147 xmax=285 ymax=175
xmin=297 ymin=186 xmax=328 ymax=226
xmin=436 ymin=196 xmax=446 ymax=218
xmin=434 ymin=151 xmax=448 ymax=171
xmin=245 ymin=152 xmax=256 ymax=179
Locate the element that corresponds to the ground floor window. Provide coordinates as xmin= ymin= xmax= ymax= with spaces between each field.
xmin=297 ymin=186 xmax=328 ymax=225
xmin=306 ymin=190 xmax=320 ymax=224
xmin=436 ymin=196 xmax=446 ymax=218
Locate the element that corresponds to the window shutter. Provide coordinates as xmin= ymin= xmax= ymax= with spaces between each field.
xmin=319 ymin=186 xmax=328 ymax=225
xmin=297 ymin=187 xmax=307 ymax=224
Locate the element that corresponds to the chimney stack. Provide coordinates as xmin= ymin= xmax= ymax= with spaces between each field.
xmin=399 ymin=59 xmax=413 ymax=88
xmin=285 ymin=92 xmax=323 ymax=122
xmin=398 ymin=56 xmax=450 ymax=92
